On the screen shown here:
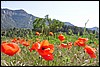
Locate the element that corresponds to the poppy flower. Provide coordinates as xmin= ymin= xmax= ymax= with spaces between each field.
xmin=58 ymin=34 xmax=65 ymax=42
xmin=38 ymin=40 xmax=54 ymax=61
xmin=58 ymin=42 xmax=72 ymax=49
xmin=11 ymin=38 xmax=17 ymax=43
xmin=19 ymin=39 xmax=25 ymax=44
xmin=19 ymin=39 xmax=30 ymax=47
xmin=67 ymin=42 xmax=72 ymax=50
xmin=74 ymin=40 xmax=86 ymax=47
xmin=84 ymin=45 xmax=96 ymax=58
xmin=38 ymin=44 xmax=54 ymax=55
xmin=74 ymin=37 xmax=88 ymax=47
xmin=78 ymin=37 xmax=88 ymax=42
xmin=49 ymin=32 xmax=53 ymax=36
xmin=1 ymin=42 xmax=20 ymax=56
xmin=29 ymin=42 xmax=41 ymax=52
xmin=38 ymin=45 xmax=54 ymax=61
xmin=21 ymin=41 xmax=30 ymax=47
xmin=37 ymin=40 xmax=54 ymax=54
xmin=58 ymin=43 xmax=67 ymax=48
xmin=16 ymin=37 xmax=21 ymax=43
xmin=35 ymin=32 xmax=40 ymax=36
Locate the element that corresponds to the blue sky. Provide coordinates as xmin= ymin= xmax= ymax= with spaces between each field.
xmin=1 ymin=1 xmax=99 ymax=28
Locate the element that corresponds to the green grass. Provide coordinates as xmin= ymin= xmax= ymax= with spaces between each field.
xmin=1 ymin=32 xmax=99 ymax=66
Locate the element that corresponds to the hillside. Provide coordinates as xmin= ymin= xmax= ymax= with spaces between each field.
xmin=88 ymin=27 xmax=99 ymax=33
xmin=1 ymin=8 xmax=36 ymax=30
xmin=64 ymin=22 xmax=74 ymax=26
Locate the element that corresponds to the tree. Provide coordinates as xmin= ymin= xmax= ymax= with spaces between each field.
xmin=33 ymin=15 xmax=64 ymax=35
xmin=33 ymin=17 xmax=47 ymax=34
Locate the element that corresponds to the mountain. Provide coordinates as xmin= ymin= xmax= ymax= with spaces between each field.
xmin=64 ymin=22 xmax=74 ymax=26
xmin=1 ymin=8 xmax=36 ymax=30
xmin=88 ymin=27 xmax=99 ymax=33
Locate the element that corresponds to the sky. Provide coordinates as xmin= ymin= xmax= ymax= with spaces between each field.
xmin=1 ymin=1 xmax=99 ymax=28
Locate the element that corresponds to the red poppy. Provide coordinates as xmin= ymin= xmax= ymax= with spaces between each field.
xmin=11 ymin=38 xmax=17 ymax=43
xmin=49 ymin=32 xmax=53 ymax=36
xmin=37 ymin=40 xmax=54 ymax=54
xmin=1 ymin=42 xmax=20 ymax=56
xmin=35 ymin=32 xmax=40 ymax=36
xmin=21 ymin=41 xmax=30 ymax=47
xmin=58 ymin=34 xmax=65 ymax=42
xmin=38 ymin=46 xmax=54 ymax=61
xmin=19 ymin=39 xmax=25 ymax=44
xmin=38 ymin=40 xmax=54 ymax=61
xmin=58 ymin=42 xmax=72 ymax=49
xmin=66 ymin=42 xmax=72 ymax=50
xmin=38 ymin=44 xmax=54 ymax=55
xmin=29 ymin=42 xmax=41 ymax=52
xmin=19 ymin=39 xmax=30 ymax=47
xmin=74 ymin=40 xmax=86 ymax=47
xmin=84 ymin=45 xmax=96 ymax=58
xmin=58 ymin=43 xmax=67 ymax=48
xmin=78 ymin=37 xmax=88 ymax=42
xmin=17 ymin=37 xmax=21 ymax=43
xmin=74 ymin=37 xmax=88 ymax=47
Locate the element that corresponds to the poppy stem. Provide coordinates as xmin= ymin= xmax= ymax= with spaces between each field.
xmin=48 ymin=61 xmax=49 ymax=66
xmin=60 ymin=41 xmax=62 ymax=45
xmin=48 ymin=36 xmax=50 ymax=40
xmin=17 ymin=53 xmax=23 ymax=60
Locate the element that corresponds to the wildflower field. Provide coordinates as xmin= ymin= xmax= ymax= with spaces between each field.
xmin=1 ymin=30 xmax=99 ymax=66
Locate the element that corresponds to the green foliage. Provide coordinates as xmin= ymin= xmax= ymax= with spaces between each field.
xmin=32 ymin=15 xmax=64 ymax=35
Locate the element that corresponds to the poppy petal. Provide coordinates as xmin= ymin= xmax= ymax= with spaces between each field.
xmin=40 ymin=40 xmax=49 ymax=46
xmin=1 ymin=43 xmax=20 ymax=56
xmin=29 ymin=42 xmax=41 ymax=52
xmin=58 ymin=34 xmax=65 ymax=42
xmin=84 ymin=45 xmax=96 ymax=58
xmin=41 ymin=53 xmax=54 ymax=61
